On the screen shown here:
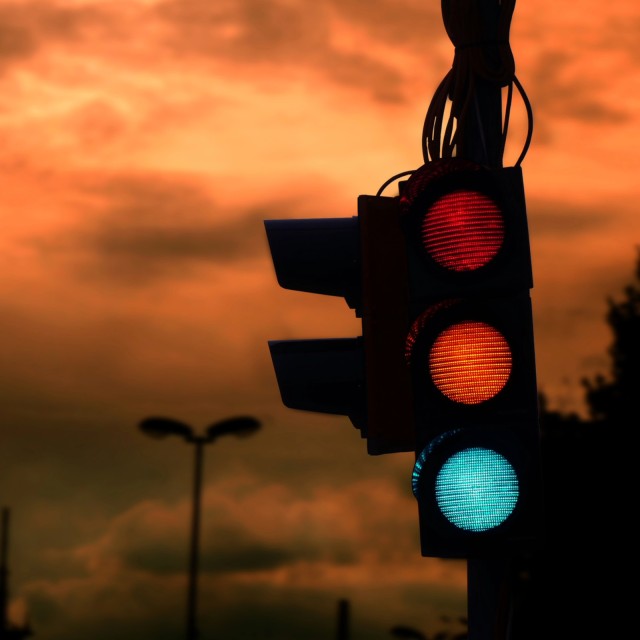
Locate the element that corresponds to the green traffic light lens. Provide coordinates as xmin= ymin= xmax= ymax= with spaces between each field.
xmin=435 ymin=447 xmax=519 ymax=532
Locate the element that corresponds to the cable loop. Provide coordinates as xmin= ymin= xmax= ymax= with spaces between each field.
xmin=377 ymin=0 xmax=533 ymax=195
xmin=420 ymin=0 xmax=531 ymax=167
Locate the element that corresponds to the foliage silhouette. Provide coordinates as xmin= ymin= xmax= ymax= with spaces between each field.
xmin=582 ymin=246 xmax=640 ymax=423
xmin=522 ymin=249 xmax=639 ymax=639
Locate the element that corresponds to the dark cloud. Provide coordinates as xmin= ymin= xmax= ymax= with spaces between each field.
xmin=527 ymin=199 xmax=612 ymax=237
xmin=0 ymin=17 xmax=36 ymax=61
xmin=153 ymin=0 xmax=442 ymax=57
xmin=86 ymin=212 xmax=263 ymax=263
xmin=24 ymin=590 xmax=63 ymax=626
xmin=0 ymin=0 xmax=445 ymax=104
xmin=30 ymin=174 xmax=277 ymax=285
xmin=526 ymin=50 xmax=629 ymax=127
xmin=202 ymin=543 xmax=297 ymax=573
xmin=122 ymin=531 xmax=295 ymax=576
xmin=152 ymin=0 xmax=443 ymax=103
xmin=0 ymin=0 xmax=632 ymax=122
xmin=0 ymin=0 xmax=110 ymax=64
xmin=607 ymin=14 xmax=640 ymax=63
xmin=326 ymin=52 xmax=408 ymax=103
xmin=335 ymin=0 xmax=442 ymax=44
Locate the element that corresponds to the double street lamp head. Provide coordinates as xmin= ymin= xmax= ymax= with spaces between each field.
xmin=137 ymin=414 xmax=261 ymax=640
xmin=139 ymin=415 xmax=261 ymax=444
xmin=139 ymin=417 xmax=193 ymax=440
xmin=205 ymin=416 xmax=261 ymax=442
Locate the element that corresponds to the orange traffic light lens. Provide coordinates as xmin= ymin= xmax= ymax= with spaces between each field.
xmin=429 ymin=321 xmax=512 ymax=404
xmin=422 ymin=189 xmax=504 ymax=271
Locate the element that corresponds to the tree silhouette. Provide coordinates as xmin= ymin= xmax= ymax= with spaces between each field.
xmin=582 ymin=246 xmax=640 ymax=423
xmin=523 ymin=249 xmax=639 ymax=639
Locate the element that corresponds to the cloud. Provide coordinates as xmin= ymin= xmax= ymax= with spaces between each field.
xmin=0 ymin=11 xmax=37 ymax=62
xmin=0 ymin=0 xmax=112 ymax=65
xmin=18 ymin=475 xmax=466 ymax=640
xmin=0 ymin=0 xmax=442 ymax=106
xmin=151 ymin=0 xmax=444 ymax=103
xmin=527 ymin=50 xmax=628 ymax=128
xmin=26 ymin=172 xmax=276 ymax=285
xmin=71 ymin=475 xmax=424 ymax=580
xmin=528 ymin=199 xmax=612 ymax=236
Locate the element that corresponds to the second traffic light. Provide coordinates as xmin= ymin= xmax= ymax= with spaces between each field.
xmin=265 ymin=199 xmax=415 ymax=455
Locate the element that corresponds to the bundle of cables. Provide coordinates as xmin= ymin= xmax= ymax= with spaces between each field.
xmin=377 ymin=0 xmax=533 ymax=196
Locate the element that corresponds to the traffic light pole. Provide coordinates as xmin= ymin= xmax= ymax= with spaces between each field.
xmin=464 ymin=19 xmax=537 ymax=640
xmin=463 ymin=92 xmax=519 ymax=640
xmin=460 ymin=2 xmax=525 ymax=638
xmin=464 ymin=74 xmax=513 ymax=639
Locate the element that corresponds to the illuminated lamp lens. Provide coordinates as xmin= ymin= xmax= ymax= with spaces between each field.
xmin=436 ymin=447 xmax=519 ymax=532
xmin=429 ymin=321 xmax=511 ymax=404
xmin=422 ymin=189 xmax=504 ymax=271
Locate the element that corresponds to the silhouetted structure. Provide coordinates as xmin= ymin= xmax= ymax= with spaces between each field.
xmin=0 ymin=509 xmax=33 ymax=640
xmin=336 ymin=599 xmax=350 ymax=640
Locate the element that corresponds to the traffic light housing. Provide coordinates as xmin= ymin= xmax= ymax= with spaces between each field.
xmin=265 ymin=203 xmax=415 ymax=455
xmin=265 ymin=157 xmax=542 ymax=555
xmin=264 ymin=217 xmax=366 ymax=428
xmin=404 ymin=158 xmax=542 ymax=558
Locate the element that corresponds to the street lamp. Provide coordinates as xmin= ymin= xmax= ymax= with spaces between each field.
xmin=139 ymin=415 xmax=261 ymax=640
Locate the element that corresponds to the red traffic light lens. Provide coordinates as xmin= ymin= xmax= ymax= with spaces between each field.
xmin=422 ymin=189 xmax=504 ymax=272
xmin=429 ymin=320 xmax=512 ymax=404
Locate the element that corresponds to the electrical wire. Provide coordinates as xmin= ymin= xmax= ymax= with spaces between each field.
xmin=423 ymin=0 xmax=533 ymax=167
xmin=375 ymin=170 xmax=416 ymax=197
xmin=512 ymin=75 xmax=533 ymax=167
xmin=376 ymin=0 xmax=533 ymax=196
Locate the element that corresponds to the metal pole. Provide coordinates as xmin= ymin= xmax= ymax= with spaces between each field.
xmin=336 ymin=599 xmax=349 ymax=640
xmin=466 ymin=49 xmax=515 ymax=627
xmin=459 ymin=2 xmax=516 ymax=638
xmin=139 ymin=416 xmax=261 ymax=640
xmin=186 ymin=439 xmax=204 ymax=640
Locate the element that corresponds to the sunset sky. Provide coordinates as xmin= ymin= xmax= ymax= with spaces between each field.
xmin=1 ymin=1 xmax=638 ymax=639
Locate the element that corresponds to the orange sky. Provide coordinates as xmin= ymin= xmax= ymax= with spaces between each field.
xmin=1 ymin=2 xmax=638 ymax=639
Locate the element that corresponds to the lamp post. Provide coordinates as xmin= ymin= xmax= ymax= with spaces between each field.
xmin=139 ymin=415 xmax=261 ymax=640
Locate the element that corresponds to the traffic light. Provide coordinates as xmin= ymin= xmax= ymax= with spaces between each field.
xmin=265 ymin=158 xmax=542 ymax=554
xmin=265 ymin=197 xmax=415 ymax=455
xmin=404 ymin=157 xmax=542 ymax=558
